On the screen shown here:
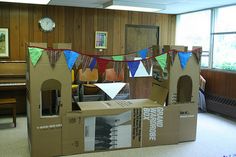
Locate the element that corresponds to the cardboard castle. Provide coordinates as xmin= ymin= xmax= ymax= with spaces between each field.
xmin=26 ymin=43 xmax=200 ymax=157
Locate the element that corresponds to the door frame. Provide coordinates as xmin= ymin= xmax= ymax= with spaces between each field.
xmin=125 ymin=24 xmax=159 ymax=53
xmin=124 ymin=24 xmax=159 ymax=98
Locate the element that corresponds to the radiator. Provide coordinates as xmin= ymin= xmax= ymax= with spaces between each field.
xmin=205 ymin=93 xmax=236 ymax=119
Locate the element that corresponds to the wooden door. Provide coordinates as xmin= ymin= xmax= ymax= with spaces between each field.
xmin=125 ymin=24 xmax=159 ymax=98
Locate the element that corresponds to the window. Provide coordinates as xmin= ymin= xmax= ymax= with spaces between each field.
xmin=212 ymin=5 xmax=236 ymax=71
xmin=214 ymin=6 xmax=236 ymax=33
xmin=176 ymin=5 xmax=236 ymax=71
xmin=213 ymin=34 xmax=236 ymax=70
xmin=176 ymin=10 xmax=211 ymax=67
xmin=41 ymin=79 xmax=61 ymax=117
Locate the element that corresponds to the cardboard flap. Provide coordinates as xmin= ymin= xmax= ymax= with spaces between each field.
xmin=79 ymin=99 xmax=159 ymax=111
xmin=149 ymin=83 xmax=168 ymax=105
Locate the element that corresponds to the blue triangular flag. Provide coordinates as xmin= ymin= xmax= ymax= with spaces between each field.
xmin=138 ymin=48 xmax=148 ymax=59
xmin=64 ymin=50 xmax=79 ymax=70
xmin=178 ymin=52 xmax=192 ymax=70
xmin=127 ymin=61 xmax=140 ymax=78
xmin=89 ymin=57 xmax=97 ymax=71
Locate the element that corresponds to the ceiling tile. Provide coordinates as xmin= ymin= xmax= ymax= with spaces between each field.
xmin=48 ymin=0 xmax=236 ymax=14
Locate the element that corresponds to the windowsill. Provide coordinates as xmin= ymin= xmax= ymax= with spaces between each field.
xmin=40 ymin=115 xmax=60 ymax=118
xmin=201 ymin=68 xmax=236 ymax=74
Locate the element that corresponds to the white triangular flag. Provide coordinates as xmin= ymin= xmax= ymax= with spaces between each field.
xmin=94 ymin=83 xmax=126 ymax=99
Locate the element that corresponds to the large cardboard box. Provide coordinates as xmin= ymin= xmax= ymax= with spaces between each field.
xmin=62 ymin=113 xmax=84 ymax=155
xmin=149 ymin=83 xmax=198 ymax=142
xmin=178 ymin=103 xmax=198 ymax=142
xmin=142 ymin=104 xmax=179 ymax=146
xmin=61 ymin=100 xmax=197 ymax=155
xmin=62 ymin=99 xmax=156 ymax=155
xmin=163 ymin=45 xmax=188 ymax=52
xmin=27 ymin=44 xmax=200 ymax=157
xmin=53 ymin=43 xmax=72 ymax=49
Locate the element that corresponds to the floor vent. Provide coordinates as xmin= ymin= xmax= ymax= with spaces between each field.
xmin=206 ymin=93 xmax=236 ymax=119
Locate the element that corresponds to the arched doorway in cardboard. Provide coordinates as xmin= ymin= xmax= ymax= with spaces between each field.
xmin=41 ymin=79 xmax=61 ymax=116
xmin=177 ymin=75 xmax=192 ymax=103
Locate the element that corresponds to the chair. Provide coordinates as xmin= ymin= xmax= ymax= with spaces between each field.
xmin=104 ymin=68 xmax=130 ymax=100
xmin=71 ymin=69 xmax=81 ymax=111
xmin=72 ymin=69 xmax=79 ymax=97
xmin=78 ymin=68 xmax=105 ymax=102
xmin=104 ymin=68 xmax=124 ymax=82
xmin=0 ymin=98 xmax=16 ymax=127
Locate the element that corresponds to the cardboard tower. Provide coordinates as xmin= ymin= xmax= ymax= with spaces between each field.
xmin=27 ymin=43 xmax=72 ymax=156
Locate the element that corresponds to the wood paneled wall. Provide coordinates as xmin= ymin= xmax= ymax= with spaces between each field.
xmin=0 ymin=3 xmax=176 ymax=61
xmin=201 ymin=69 xmax=236 ymax=99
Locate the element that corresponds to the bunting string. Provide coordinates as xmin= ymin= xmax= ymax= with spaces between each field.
xmin=127 ymin=61 xmax=140 ymax=78
xmin=28 ymin=46 xmax=158 ymax=62
xmin=28 ymin=46 xmax=202 ymax=75
xmin=74 ymin=55 xmax=82 ymax=69
xmin=82 ymin=55 xmax=92 ymax=72
xmin=45 ymin=49 xmax=62 ymax=67
xmin=178 ymin=52 xmax=192 ymax=70
xmin=64 ymin=50 xmax=79 ymax=71
xmin=142 ymin=59 xmax=152 ymax=75
xmin=97 ymin=58 xmax=110 ymax=74
xmin=29 ymin=46 xmax=201 ymax=63
xmin=28 ymin=47 xmax=43 ymax=66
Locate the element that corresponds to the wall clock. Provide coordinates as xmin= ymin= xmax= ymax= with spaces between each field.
xmin=38 ymin=17 xmax=55 ymax=32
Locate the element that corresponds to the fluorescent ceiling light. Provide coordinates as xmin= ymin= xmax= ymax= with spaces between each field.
xmin=105 ymin=5 xmax=162 ymax=12
xmin=0 ymin=0 xmax=50 ymax=4
xmin=103 ymin=0 xmax=165 ymax=13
